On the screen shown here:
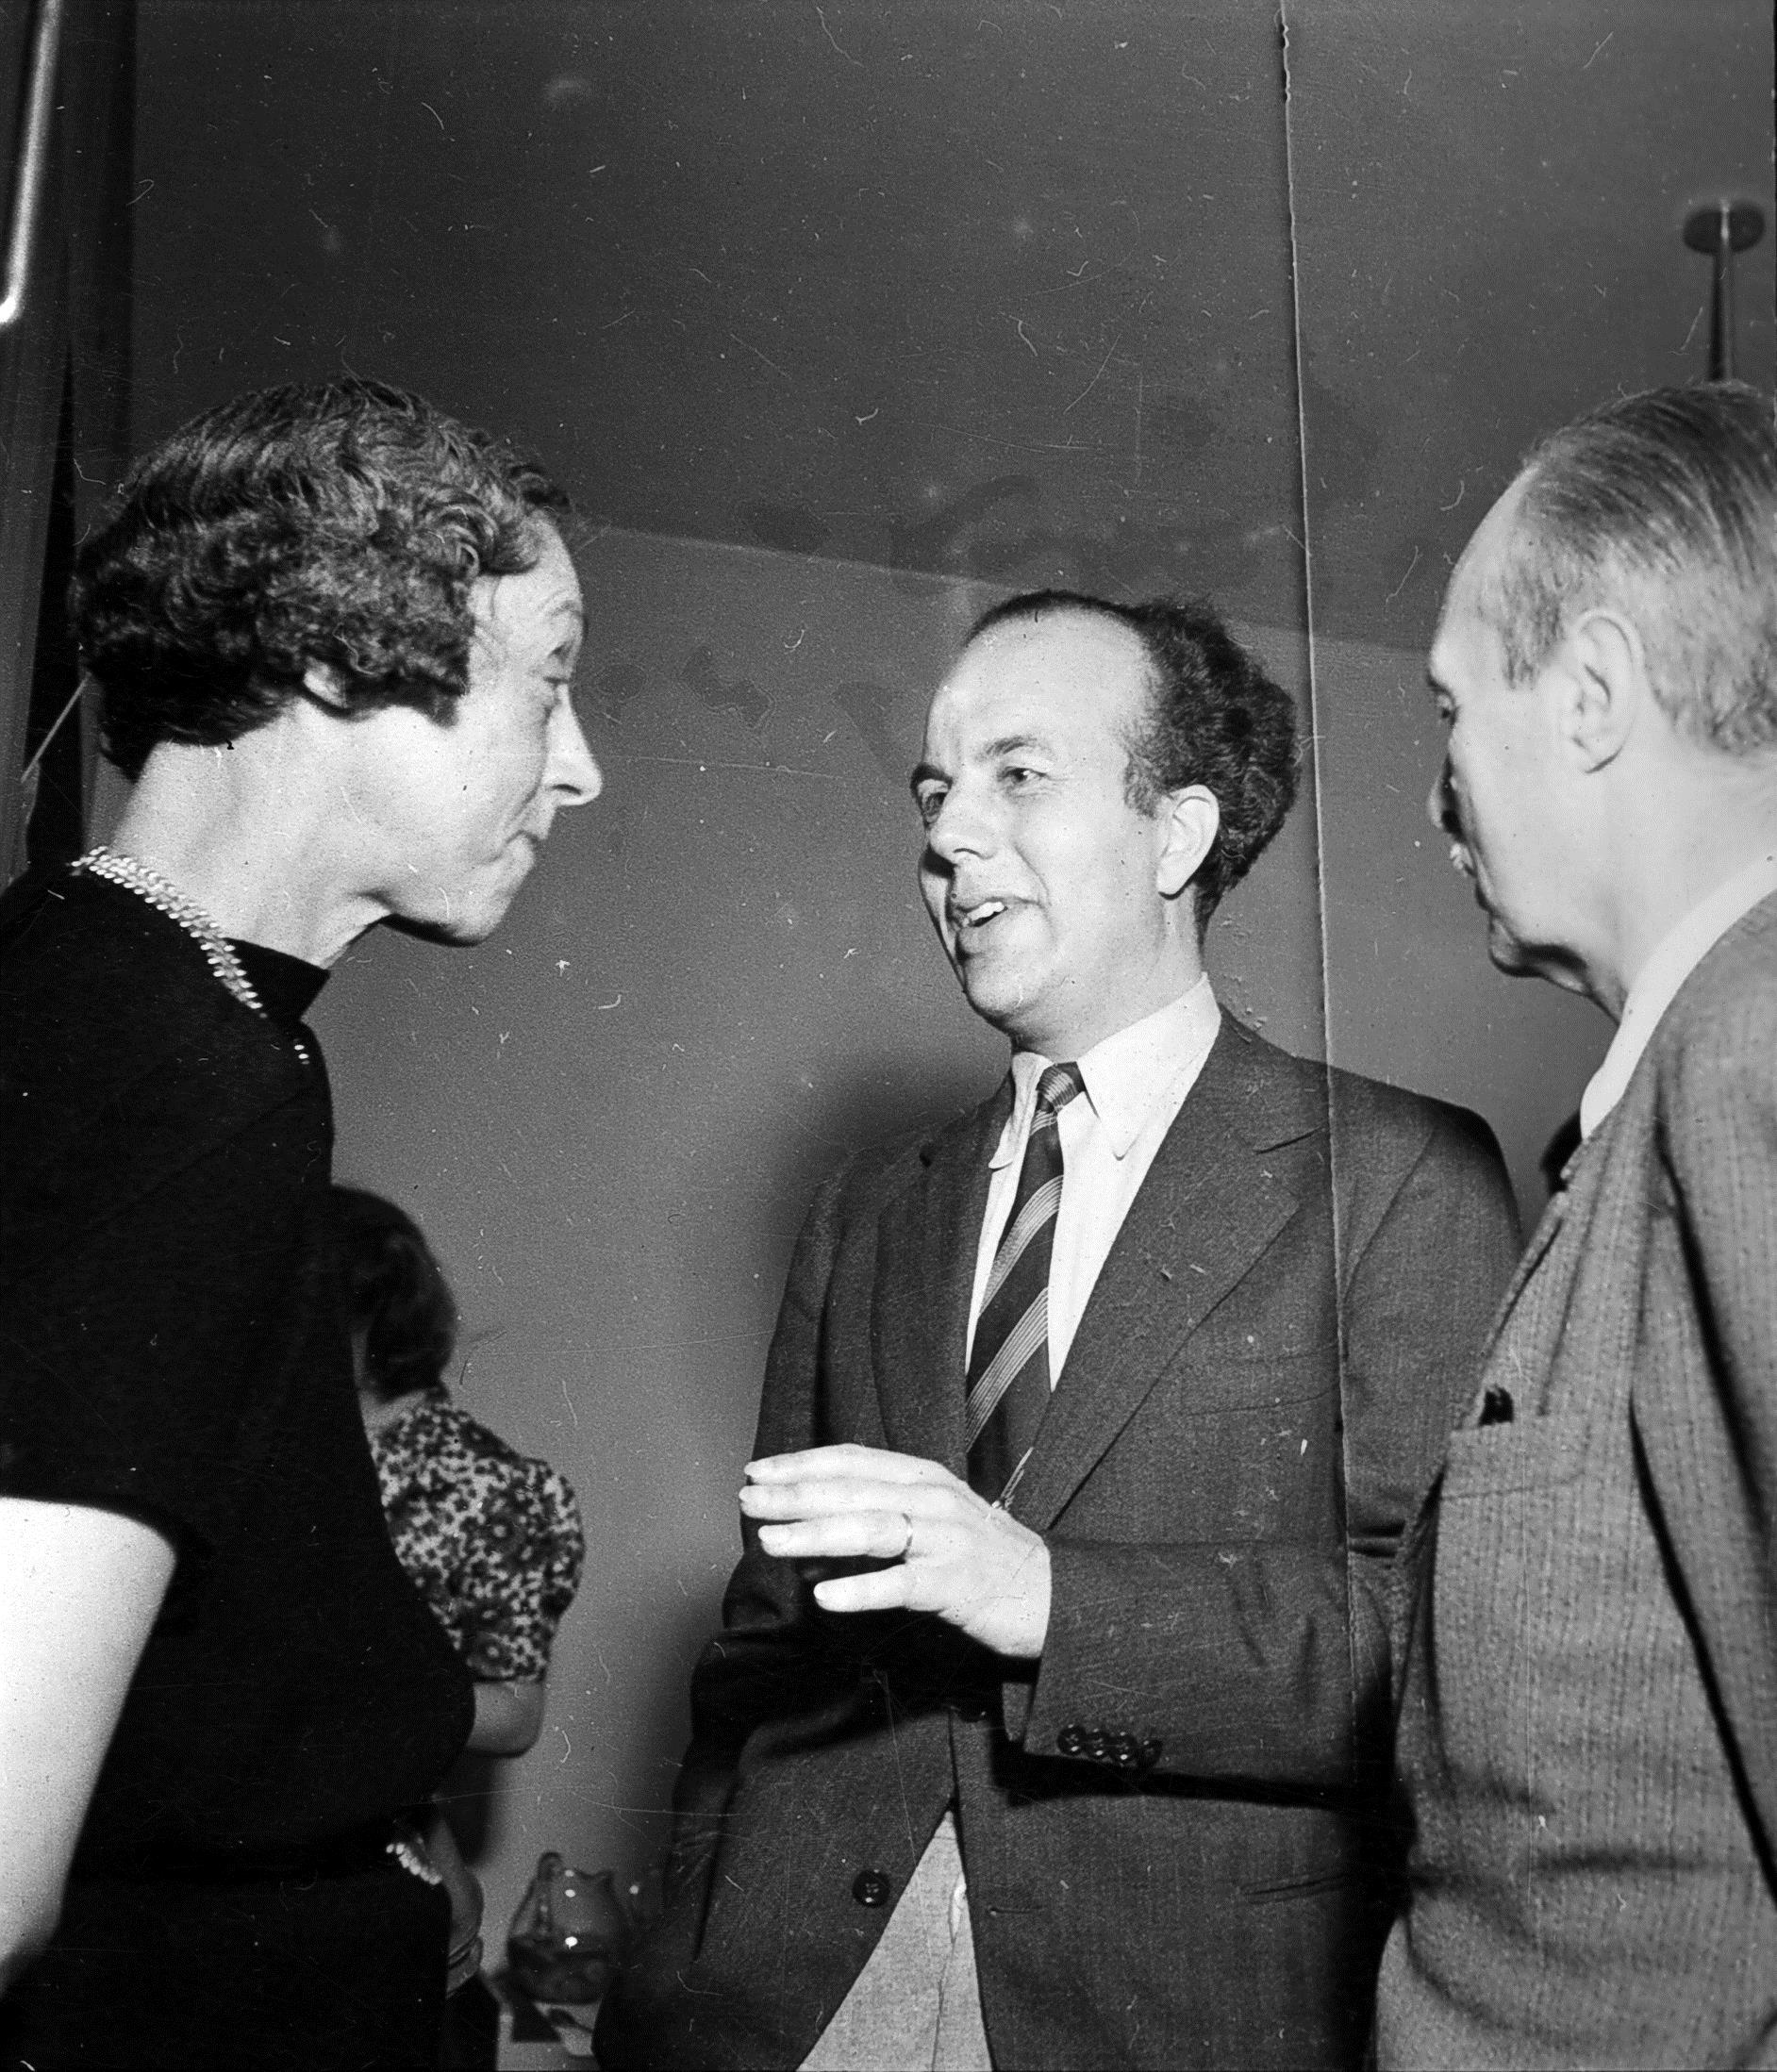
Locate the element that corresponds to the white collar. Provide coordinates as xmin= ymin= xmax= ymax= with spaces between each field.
xmin=992 ymin=977 xmax=1221 ymax=1167
xmin=1579 ymin=850 xmax=1777 ymax=1139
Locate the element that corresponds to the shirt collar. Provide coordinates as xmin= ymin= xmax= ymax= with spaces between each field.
xmin=1579 ymin=849 xmax=1777 ymax=1139
xmin=991 ymin=976 xmax=1221 ymax=1167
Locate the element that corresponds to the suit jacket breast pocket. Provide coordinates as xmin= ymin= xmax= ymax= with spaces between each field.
xmin=1424 ymin=1412 xmax=1612 ymax=1798
xmin=1183 ymin=1342 xmax=1340 ymax=1413
xmin=1441 ymin=1413 xmax=1588 ymax=1499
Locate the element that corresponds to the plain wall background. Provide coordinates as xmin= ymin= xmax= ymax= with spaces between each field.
xmin=110 ymin=0 xmax=1769 ymax=1959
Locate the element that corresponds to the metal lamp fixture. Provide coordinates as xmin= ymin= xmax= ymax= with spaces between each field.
xmin=1682 ymin=200 xmax=1766 ymax=381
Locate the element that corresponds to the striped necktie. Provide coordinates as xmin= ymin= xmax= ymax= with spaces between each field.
xmin=966 ymin=1062 xmax=1085 ymax=1504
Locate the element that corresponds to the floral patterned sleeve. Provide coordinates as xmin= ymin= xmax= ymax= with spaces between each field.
xmin=370 ymin=1391 xmax=586 ymax=1682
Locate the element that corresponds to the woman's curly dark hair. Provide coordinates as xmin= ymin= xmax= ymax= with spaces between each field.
xmin=72 ymin=379 xmax=571 ymax=778
xmin=966 ymin=589 xmax=1300 ymax=926
xmin=333 ymin=1185 xmax=459 ymax=1404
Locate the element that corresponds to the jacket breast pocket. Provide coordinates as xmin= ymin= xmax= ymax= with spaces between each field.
xmin=1182 ymin=1344 xmax=1339 ymax=1413
xmin=1424 ymin=1410 xmax=1611 ymax=1798
xmin=1441 ymin=1413 xmax=1588 ymax=1499
xmin=1241 ymin=1865 xmax=1357 ymax=1906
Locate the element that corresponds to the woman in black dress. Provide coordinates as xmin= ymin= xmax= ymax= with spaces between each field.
xmin=0 ymin=380 xmax=602 ymax=2069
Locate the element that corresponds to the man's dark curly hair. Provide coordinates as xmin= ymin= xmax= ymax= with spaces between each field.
xmin=966 ymin=589 xmax=1300 ymax=926
xmin=72 ymin=379 xmax=571 ymax=779
xmin=332 ymin=1185 xmax=458 ymax=1404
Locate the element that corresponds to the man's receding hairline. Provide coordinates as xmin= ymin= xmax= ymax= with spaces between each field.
xmin=961 ymin=598 xmax=1159 ymax=720
xmin=1453 ymin=471 xmax=1536 ymax=641
xmin=966 ymin=592 xmax=1145 ymax=655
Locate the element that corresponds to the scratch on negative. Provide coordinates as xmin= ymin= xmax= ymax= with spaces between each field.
xmin=1064 ymin=331 xmax=1122 ymax=414
xmin=1583 ymin=32 xmax=1612 ymax=68
xmin=623 ymin=754 xmax=835 ymax=779
xmin=926 ymin=423 xmax=1104 ymax=456
xmin=1014 ymin=317 xmax=1038 ymax=357
xmin=814 ymin=6 xmax=864 ymax=64
xmin=885 ymin=1698 xmax=920 ymax=1859
xmin=1386 ymin=547 xmax=1421 ymax=604
xmin=730 ymin=331 xmax=791 ymax=381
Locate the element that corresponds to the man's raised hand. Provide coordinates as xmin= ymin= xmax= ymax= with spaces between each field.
xmin=739 ymin=1442 xmax=1051 ymax=1660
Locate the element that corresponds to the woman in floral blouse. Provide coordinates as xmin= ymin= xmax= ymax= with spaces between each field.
xmin=334 ymin=1185 xmax=584 ymax=2063
xmin=334 ymin=1185 xmax=585 ymax=1754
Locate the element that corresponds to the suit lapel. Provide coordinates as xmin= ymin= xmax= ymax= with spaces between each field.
xmin=1012 ymin=1025 xmax=1311 ymax=1531
xmin=1472 ymin=1108 xmax=1618 ymax=1376
xmin=1472 ymin=1195 xmax=1568 ymax=1373
xmin=872 ymin=1081 xmax=1012 ymax=1474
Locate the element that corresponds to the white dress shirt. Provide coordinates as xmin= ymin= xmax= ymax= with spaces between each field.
xmin=1579 ymin=849 xmax=1777 ymax=1141
xmin=965 ymin=976 xmax=1222 ymax=1381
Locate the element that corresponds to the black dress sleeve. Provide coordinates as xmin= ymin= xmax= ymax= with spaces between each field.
xmin=0 ymin=872 xmax=328 ymax=1566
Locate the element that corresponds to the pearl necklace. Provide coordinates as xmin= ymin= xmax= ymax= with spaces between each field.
xmin=73 ymin=844 xmax=267 ymax=1019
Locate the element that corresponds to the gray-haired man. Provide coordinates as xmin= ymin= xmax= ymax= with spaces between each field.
xmin=1380 ymin=382 xmax=1777 ymax=2067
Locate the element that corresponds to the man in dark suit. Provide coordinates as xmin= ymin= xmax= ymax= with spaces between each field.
xmin=1378 ymin=384 xmax=1777 ymax=2067
xmin=599 ymin=591 xmax=1519 ymax=2070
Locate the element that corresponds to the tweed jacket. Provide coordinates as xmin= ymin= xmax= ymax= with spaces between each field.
xmin=1378 ymin=891 xmax=1777 ymax=2069
xmin=598 ymin=1019 xmax=1519 ymax=2072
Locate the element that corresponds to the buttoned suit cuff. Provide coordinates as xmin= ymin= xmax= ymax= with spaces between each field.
xmin=998 ymin=1539 xmax=1167 ymax=1776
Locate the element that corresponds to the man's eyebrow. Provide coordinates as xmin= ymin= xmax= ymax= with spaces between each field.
xmin=909 ymin=731 xmax=1057 ymax=796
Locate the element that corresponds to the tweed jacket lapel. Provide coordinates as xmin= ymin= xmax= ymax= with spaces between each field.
xmin=1399 ymin=1115 xmax=1616 ymax=1573
xmin=1466 ymin=1105 xmax=1619 ymax=1400
xmin=871 ymin=1077 xmax=1014 ymax=1474
xmin=1469 ymin=1185 xmax=1570 ymax=1378
xmin=1011 ymin=1023 xmax=1317 ymax=1532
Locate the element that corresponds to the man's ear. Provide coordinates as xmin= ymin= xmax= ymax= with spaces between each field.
xmin=1560 ymin=609 xmax=1647 ymax=771
xmin=1156 ymin=784 xmax=1220 ymax=899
